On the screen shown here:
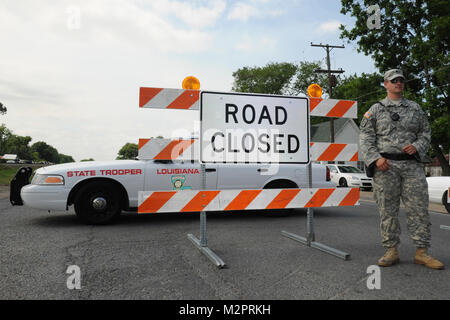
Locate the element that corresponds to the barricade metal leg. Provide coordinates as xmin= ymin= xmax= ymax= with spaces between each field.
xmin=187 ymin=212 xmax=226 ymax=268
xmin=281 ymin=163 xmax=351 ymax=261
xmin=187 ymin=165 xmax=226 ymax=269
xmin=440 ymin=225 xmax=450 ymax=231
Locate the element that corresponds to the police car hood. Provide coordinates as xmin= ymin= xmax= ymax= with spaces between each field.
xmin=35 ymin=160 xmax=142 ymax=175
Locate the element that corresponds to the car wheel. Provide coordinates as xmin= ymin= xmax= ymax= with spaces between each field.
xmin=263 ymin=180 xmax=297 ymax=217
xmin=442 ymin=190 xmax=450 ymax=214
xmin=339 ymin=178 xmax=348 ymax=187
xmin=74 ymin=181 xmax=122 ymax=225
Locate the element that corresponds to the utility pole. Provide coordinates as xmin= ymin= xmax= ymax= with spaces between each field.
xmin=310 ymin=43 xmax=345 ymax=143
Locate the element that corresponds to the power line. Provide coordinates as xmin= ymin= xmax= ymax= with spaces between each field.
xmin=311 ymin=42 xmax=346 ymax=143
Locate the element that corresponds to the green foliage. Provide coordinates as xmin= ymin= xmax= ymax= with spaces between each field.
xmin=232 ymin=62 xmax=298 ymax=95
xmin=80 ymin=158 xmax=95 ymax=162
xmin=6 ymin=135 xmax=32 ymax=160
xmin=333 ymin=72 xmax=385 ymax=125
xmin=340 ymin=0 xmax=449 ymax=173
xmin=232 ymin=61 xmax=329 ymax=96
xmin=30 ymin=141 xmax=59 ymax=163
xmin=0 ymin=102 xmax=6 ymax=115
xmin=0 ymin=124 xmax=13 ymax=155
xmin=116 ymin=143 xmax=138 ymax=160
xmin=292 ymin=61 xmax=329 ymax=95
xmin=59 ymin=154 xmax=75 ymax=163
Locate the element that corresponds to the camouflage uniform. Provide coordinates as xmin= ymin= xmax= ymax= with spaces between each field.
xmin=359 ymin=97 xmax=432 ymax=248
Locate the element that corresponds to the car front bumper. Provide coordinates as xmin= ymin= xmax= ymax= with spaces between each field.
xmin=349 ymin=180 xmax=373 ymax=188
xmin=21 ymin=184 xmax=69 ymax=211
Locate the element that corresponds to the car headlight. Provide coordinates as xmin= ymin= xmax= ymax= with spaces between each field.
xmin=31 ymin=174 xmax=65 ymax=185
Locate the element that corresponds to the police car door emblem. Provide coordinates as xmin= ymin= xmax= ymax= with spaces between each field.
xmin=171 ymin=175 xmax=192 ymax=190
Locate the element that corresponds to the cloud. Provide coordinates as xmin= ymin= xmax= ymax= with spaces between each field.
xmin=227 ymin=0 xmax=284 ymax=22
xmin=318 ymin=20 xmax=342 ymax=33
xmin=150 ymin=0 xmax=227 ymax=29
xmin=234 ymin=34 xmax=276 ymax=52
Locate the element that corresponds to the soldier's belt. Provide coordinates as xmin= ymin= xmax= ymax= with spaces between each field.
xmin=380 ymin=153 xmax=417 ymax=161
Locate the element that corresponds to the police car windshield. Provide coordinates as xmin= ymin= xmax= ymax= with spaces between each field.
xmin=338 ymin=166 xmax=363 ymax=173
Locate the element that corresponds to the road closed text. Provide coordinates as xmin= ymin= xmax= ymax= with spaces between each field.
xmin=67 ymin=169 xmax=142 ymax=177
xmin=201 ymin=93 xmax=309 ymax=164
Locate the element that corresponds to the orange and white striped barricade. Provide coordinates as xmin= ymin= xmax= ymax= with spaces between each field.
xmin=281 ymin=100 xmax=359 ymax=261
xmin=138 ymin=138 xmax=360 ymax=163
xmin=138 ymin=86 xmax=360 ymax=265
xmin=138 ymin=188 xmax=359 ymax=214
xmin=140 ymin=87 xmax=358 ymax=117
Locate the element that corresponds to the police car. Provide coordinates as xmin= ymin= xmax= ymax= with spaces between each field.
xmin=327 ymin=164 xmax=373 ymax=190
xmin=11 ymin=160 xmax=334 ymax=224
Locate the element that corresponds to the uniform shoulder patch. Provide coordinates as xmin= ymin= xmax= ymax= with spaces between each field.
xmin=364 ymin=111 xmax=372 ymax=119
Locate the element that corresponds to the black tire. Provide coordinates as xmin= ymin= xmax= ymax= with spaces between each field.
xmin=442 ymin=190 xmax=450 ymax=214
xmin=74 ymin=181 xmax=122 ymax=225
xmin=263 ymin=180 xmax=297 ymax=217
xmin=339 ymin=178 xmax=348 ymax=187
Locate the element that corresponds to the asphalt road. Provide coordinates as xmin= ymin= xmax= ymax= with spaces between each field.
xmin=0 ymin=197 xmax=449 ymax=300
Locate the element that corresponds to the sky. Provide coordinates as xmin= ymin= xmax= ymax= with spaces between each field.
xmin=0 ymin=0 xmax=377 ymax=161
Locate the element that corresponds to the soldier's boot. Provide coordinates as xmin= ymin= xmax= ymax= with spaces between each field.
xmin=378 ymin=246 xmax=400 ymax=267
xmin=414 ymin=248 xmax=444 ymax=270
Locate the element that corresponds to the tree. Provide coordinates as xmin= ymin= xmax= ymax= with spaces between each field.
xmin=333 ymin=72 xmax=386 ymax=125
xmin=116 ymin=143 xmax=138 ymax=160
xmin=232 ymin=61 xmax=329 ymax=96
xmin=340 ymin=0 xmax=450 ymax=175
xmin=80 ymin=158 xmax=94 ymax=162
xmin=0 ymin=124 xmax=13 ymax=155
xmin=232 ymin=61 xmax=332 ymax=125
xmin=6 ymin=135 xmax=32 ymax=160
xmin=0 ymin=102 xmax=6 ymax=115
xmin=31 ymin=141 xmax=59 ymax=163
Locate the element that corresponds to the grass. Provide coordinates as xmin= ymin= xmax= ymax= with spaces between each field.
xmin=0 ymin=164 xmax=44 ymax=185
xmin=0 ymin=165 xmax=20 ymax=185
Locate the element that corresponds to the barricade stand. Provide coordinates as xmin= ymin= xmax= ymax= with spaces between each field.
xmin=138 ymin=87 xmax=359 ymax=267
xmin=281 ymin=161 xmax=351 ymax=260
xmin=138 ymin=87 xmax=226 ymax=268
xmin=281 ymin=98 xmax=359 ymax=261
xmin=186 ymin=164 xmax=226 ymax=268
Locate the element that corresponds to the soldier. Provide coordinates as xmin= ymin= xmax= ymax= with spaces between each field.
xmin=359 ymin=69 xmax=444 ymax=270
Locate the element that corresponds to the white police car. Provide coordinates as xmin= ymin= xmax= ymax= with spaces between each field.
xmin=327 ymin=164 xmax=373 ymax=190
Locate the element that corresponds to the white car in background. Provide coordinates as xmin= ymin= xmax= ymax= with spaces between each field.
xmin=426 ymin=176 xmax=450 ymax=214
xmin=327 ymin=165 xmax=373 ymax=190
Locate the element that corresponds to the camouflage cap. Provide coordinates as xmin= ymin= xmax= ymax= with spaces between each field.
xmin=384 ymin=69 xmax=405 ymax=81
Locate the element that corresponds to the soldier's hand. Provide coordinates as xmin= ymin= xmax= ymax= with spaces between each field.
xmin=402 ymin=144 xmax=417 ymax=155
xmin=376 ymin=157 xmax=390 ymax=171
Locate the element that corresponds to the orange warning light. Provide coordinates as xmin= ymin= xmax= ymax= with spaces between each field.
xmin=182 ymin=76 xmax=200 ymax=90
xmin=307 ymin=83 xmax=323 ymax=98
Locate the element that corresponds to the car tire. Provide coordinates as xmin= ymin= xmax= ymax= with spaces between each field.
xmin=263 ymin=180 xmax=297 ymax=217
xmin=442 ymin=190 xmax=450 ymax=214
xmin=74 ymin=181 xmax=122 ymax=225
xmin=339 ymin=178 xmax=348 ymax=187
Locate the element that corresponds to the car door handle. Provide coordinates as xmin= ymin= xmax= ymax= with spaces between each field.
xmin=205 ymin=168 xmax=216 ymax=172
xmin=257 ymin=168 xmax=268 ymax=172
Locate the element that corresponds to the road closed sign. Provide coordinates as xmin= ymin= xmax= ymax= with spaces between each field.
xmin=200 ymin=92 xmax=309 ymax=164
